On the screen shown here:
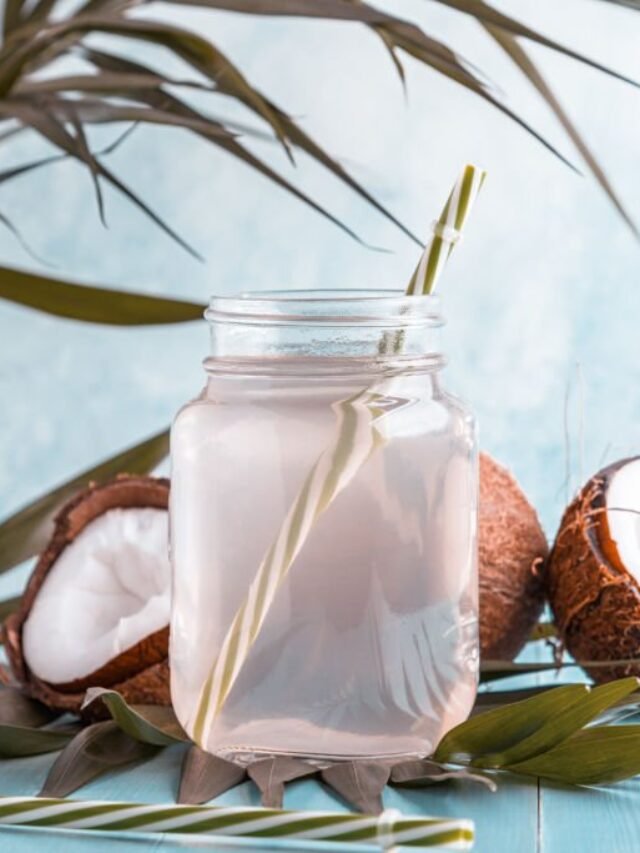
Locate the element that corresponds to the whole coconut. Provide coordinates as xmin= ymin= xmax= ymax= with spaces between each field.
xmin=479 ymin=453 xmax=549 ymax=660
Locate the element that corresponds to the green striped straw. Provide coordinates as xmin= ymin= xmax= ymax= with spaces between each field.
xmin=190 ymin=164 xmax=486 ymax=747
xmin=0 ymin=797 xmax=475 ymax=849
xmin=407 ymin=163 xmax=486 ymax=295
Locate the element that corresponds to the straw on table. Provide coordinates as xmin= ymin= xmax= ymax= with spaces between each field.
xmin=192 ymin=164 xmax=486 ymax=743
xmin=0 ymin=797 xmax=475 ymax=849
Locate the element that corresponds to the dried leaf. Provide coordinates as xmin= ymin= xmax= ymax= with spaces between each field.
xmin=598 ymin=0 xmax=640 ymax=7
xmin=485 ymin=23 xmax=638 ymax=238
xmin=83 ymin=688 xmax=187 ymax=746
xmin=3 ymin=15 xmax=290 ymax=150
xmin=168 ymin=0 xmax=623 ymax=175
xmin=0 ymin=99 xmax=203 ymax=260
xmin=473 ymin=678 xmax=640 ymax=768
xmin=3 ymin=0 xmax=25 ymax=35
xmin=15 ymin=72 xmax=208 ymax=95
xmin=248 ymin=757 xmax=316 ymax=808
xmin=70 ymin=55 xmax=380 ymax=248
xmin=0 ymin=724 xmax=72 ymax=757
xmin=0 ymin=686 xmax=56 ymax=727
xmin=40 ymin=95 xmax=234 ymax=140
xmin=0 ymin=208 xmax=48 ymax=264
xmin=178 ymin=745 xmax=246 ymax=804
xmin=0 ymin=265 xmax=205 ymax=325
xmin=321 ymin=761 xmax=390 ymax=814
xmin=433 ymin=0 xmax=640 ymax=88
xmin=69 ymin=112 xmax=106 ymax=226
xmin=81 ymin=50 xmax=413 ymax=246
xmin=0 ymin=428 xmax=168 ymax=574
xmin=508 ymin=725 xmax=640 ymax=785
xmin=390 ymin=758 xmax=497 ymax=791
xmin=21 ymin=0 xmax=58 ymax=24
xmin=40 ymin=720 xmax=157 ymax=797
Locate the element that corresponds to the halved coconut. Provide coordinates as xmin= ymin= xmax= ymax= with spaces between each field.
xmin=479 ymin=453 xmax=548 ymax=660
xmin=547 ymin=456 xmax=640 ymax=682
xmin=3 ymin=475 xmax=171 ymax=713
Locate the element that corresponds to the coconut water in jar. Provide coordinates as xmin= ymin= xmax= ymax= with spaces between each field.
xmin=170 ymin=290 xmax=478 ymax=762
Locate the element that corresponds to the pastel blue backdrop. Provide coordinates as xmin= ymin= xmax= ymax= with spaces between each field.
xmin=1 ymin=0 xmax=639 ymax=572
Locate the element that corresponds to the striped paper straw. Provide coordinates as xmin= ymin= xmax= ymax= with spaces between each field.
xmin=407 ymin=164 xmax=486 ymax=296
xmin=193 ymin=164 xmax=486 ymax=743
xmin=0 ymin=797 xmax=474 ymax=849
xmin=190 ymin=390 xmax=388 ymax=743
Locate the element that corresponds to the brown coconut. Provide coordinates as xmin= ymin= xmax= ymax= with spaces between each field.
xmin=479 ymin=453 xmax=549 ymax=660
xmin=547 ymin=456 xmax=640 ymax=682
xmin=3 ymin=475 xmax=171 ymax=714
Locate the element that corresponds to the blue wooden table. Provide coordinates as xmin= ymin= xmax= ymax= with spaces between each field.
xmin=0 ymin=732 xmax=636 ymax=852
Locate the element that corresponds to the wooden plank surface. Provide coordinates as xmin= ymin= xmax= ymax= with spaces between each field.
xmin=541 ymin=778 xmax=640 ymax=853
xmin=0 ymin=742 xmax=541 ymax=852
xmin=3 ymin=724 xmax=640 ymax=851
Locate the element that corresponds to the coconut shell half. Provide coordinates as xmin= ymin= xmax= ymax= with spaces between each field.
xmin=3 ymin=475 xmax=171 ymax=714
xmin=547 ymin=457 xmax=640 ymax=682
xmin=479 ymin=453 xmax=548 ymax=660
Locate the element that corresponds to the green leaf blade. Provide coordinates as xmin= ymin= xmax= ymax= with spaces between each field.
xmin=434 ymin=684 xmax=590 ymax=764
xmin=474 ymin=678 xmax=640 ymax=769
xmin=509 ymin=725 xmax=640 ymax=785
xmin=83 ymin=688 xmax=187 ymax=746
xmin=0 ymin=724 xmax=73 ymax=757
xmin=0 ymin=265 xmax=205 ymax=325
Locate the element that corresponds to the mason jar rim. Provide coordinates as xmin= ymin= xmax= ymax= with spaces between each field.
xmin=206 ymin=289 xmax=442 ymax=329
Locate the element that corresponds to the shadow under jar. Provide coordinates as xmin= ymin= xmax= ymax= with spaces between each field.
xmin=170 ymin=290 xmax=478 ymax=763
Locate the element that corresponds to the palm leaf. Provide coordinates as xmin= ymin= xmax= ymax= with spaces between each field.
xmin=484 ymin=24 xmax=638 ymax=237
xmin=171 ymin=0 xmax=640 ymax=87
xmin=432 ymin=0 xmax=639 ymax=87
xmin=1 ymin=0 xmax=636 ymax=246
xmin=589 ymin=0 xmax=640 ymax=9
xmin=83 ymin=688 xmax=187 ymax=745
xmin=0 ymin=724 xmax=74 ymax=757
xmin=78 ymin=34 xmax=421 ymax=243
xmin=372 ymin=22 xmax=579 ymax=172
xmin=508 ymin=725 xmax=640 ymax=785
xmin=77 ymin=51 xmax=393 ymax=246
xmin=4 ymin=99 xmax=204 ymax=260
xmin=0 ymin=208 xmax=47 ymax=263
xmin=40 ymin=721 xmax=157 ymax=797
xmin=0 ymin=429 xmax=168 ymax=575
xmin=0 ymin=265 xmax=205 ymax=324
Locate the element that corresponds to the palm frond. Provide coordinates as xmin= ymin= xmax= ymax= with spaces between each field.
xmin=430 ymin=0 xmax=639 ymax=87
xmin=593 ymin=0 xmax=640 ymax=8
xmin=485 ymin=24 xmax=638 ymax=237
xmin=0 ymin=265 xmax=205 ymax=324
xmin=0 ymin=0 xmax=636 ymax=254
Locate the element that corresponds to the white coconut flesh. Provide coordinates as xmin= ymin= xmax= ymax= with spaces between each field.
xmin=604 ymin=459 xmax=640 ymax=580
xmin=22 ymin=507 xmax=170 ymax=684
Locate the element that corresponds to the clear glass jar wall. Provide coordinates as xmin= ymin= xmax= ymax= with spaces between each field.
xmin=170 ymin=291 xmax=478 ymax=762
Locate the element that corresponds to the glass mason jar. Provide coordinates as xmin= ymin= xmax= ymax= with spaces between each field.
xmin=170 ymin=290 xmax=478 ymax=763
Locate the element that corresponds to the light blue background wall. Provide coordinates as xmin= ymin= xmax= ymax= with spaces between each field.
xmin=1 ymin=0 xmax=639 ymax=556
